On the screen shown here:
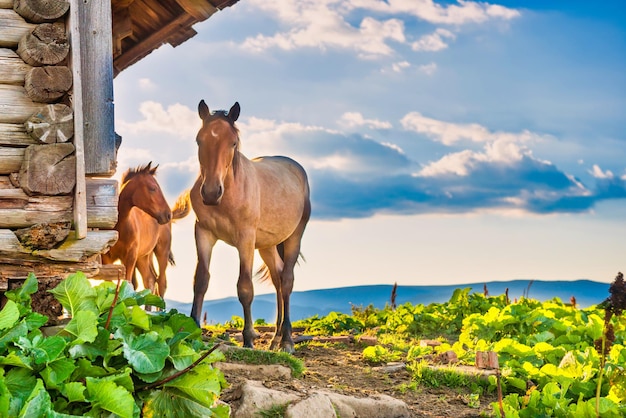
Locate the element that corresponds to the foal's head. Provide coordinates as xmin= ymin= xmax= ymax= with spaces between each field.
xmin=120 ymin=162 xmax=172 ymax=224
xmin=195 ymin=100 xmax=241 ymax=205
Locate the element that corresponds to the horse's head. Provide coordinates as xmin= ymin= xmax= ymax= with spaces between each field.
xmin=120 ymin=162 xmax=172 ymax=224
xmin=195 ymin=100 xmax=241 ymax=205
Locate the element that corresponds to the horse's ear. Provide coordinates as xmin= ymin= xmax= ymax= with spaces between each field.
xmin=229 ymin=102 xmax=240 ymax=122
xmin=198 ymin=100 xmax=210 ymax=120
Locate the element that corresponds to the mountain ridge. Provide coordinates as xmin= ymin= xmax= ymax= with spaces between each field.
xmin=165 ymin=279 xmax=610 ymax=324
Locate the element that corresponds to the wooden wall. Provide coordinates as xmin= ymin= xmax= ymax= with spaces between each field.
xmin=0 ymin=0 xmax=119 ymax=284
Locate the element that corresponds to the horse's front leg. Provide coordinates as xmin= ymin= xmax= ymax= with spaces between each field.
xmin=237 ymin=240 xmax=257 ymax=348
xmin=190 ymin=223 xmax=216 ymax=326
xmin=258 ymin=247 xmax=284 ymax=351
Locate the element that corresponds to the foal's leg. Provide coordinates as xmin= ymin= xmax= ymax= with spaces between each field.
xmin=236 ymin=235 xmax=257 ymax=348
xmin=154 ymin=230 xmax=171 ymax=298
xmin=190 ymin=223 xmax=216 ymax=326
xmin=135 ymin=255 xmax=156 ymax=293
xmin=259 ymin=247 xmax=284 ymax=350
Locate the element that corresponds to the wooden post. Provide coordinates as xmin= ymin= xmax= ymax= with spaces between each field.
xmin=69 ymin=0 xmax=115 ymax=177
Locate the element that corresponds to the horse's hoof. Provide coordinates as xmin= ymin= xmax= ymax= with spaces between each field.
xmin=281 ymin=343 xmax=295 ymax=354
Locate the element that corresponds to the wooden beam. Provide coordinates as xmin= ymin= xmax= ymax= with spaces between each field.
xmin=112 ymin=7 xmax=133 ymax=59
xmin=0 ymin=84 xmax=42 ymax=124
xmin=0 ymin=123 xmax=38 ymax=146
xmin=175 ymin=0 xmax=217 ymax=20
xmin=0 ymin=9 xmax=36 ymax=48
xmin=113 ymin=14 xmax=196 ymax=74
xmin=0 ymin=0 xmax=13 ymax=9
xmin=0 ymin=48 xmax=32 ymax=85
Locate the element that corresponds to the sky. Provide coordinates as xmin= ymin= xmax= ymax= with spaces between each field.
xmin=111 ymin=0 xmax=626 ymax=304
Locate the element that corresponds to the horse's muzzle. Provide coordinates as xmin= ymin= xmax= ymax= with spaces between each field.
xmin=157 ymin=210 xmax=172 ymax=225
xmin=201 ymin=184 xmax=223 ymax=206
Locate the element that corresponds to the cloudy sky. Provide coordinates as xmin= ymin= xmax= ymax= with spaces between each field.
xmin=112 ymin=0 xmax=626 ymax=303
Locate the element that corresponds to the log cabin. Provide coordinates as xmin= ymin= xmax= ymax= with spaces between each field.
xmin=0 ymin=0 xmax=239 ymax=316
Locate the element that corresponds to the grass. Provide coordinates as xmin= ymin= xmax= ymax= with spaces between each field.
xmin=223 ymin=346 xmax=305 ymax=378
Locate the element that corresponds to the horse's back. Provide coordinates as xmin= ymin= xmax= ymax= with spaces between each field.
xmin=252 ymin=156 xmax=309 ymax=195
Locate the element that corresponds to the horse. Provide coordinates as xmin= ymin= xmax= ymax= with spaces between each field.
xmin=102 ymin=162 xmax=183 ymax=299
xmin=173 ymin=100 xmax=311 ymax=353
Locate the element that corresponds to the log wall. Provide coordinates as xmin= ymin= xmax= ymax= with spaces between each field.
xmin=0 ymin=0 xmax=118 ymax=283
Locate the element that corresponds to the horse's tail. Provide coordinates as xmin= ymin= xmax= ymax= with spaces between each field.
xmin=255 ymin=242 xmax=306 ymax=283
xmin=168 ymin=250 xmax=175 ymax=266
xmin=171 ymin=190 xmax=192 ymax=220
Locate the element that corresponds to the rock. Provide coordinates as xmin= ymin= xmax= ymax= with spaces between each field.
xmin=372 ymin=362 xmax=406 ymax=374
xmin=231 ymin=380 xmax=300 ymax=418
xmin=227 ymin=378 xmax=412 ymax=418
xmin=285 ymin=392 xmax=337 ymax=418
xmin=319 ymin=391 xmax=412 ymax=418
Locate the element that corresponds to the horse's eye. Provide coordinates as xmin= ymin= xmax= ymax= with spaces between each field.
xmin=149 ymin=186 xmax=157 ymax=193
xmin=233 ymin=142 xmax=237 ymax=148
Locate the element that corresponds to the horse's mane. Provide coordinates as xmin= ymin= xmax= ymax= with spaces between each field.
xmin=121 ymin=162 xmax=157 ymax=184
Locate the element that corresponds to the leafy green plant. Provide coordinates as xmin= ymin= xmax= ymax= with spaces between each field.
xmin=362 ymin=344 xmax=401 ymax=365
xmin=0 ymin=272 xmax=229 ymax=417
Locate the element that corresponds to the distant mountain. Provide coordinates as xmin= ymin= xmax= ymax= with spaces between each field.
xmin=165 ymin=279 xmax=610 ymax=325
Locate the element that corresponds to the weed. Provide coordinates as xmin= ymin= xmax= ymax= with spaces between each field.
xmin=258 ymin=402 xmax=289 ymax=417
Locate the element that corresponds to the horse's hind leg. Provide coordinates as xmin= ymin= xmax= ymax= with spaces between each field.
xmin=258 ymin=247 xmax=284 ymax=350
xmin=278 ymin=201 xmax=310 ymax=353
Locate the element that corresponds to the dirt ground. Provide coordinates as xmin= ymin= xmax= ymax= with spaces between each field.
xmin=220 ymin=332 xmax=497 ymax=418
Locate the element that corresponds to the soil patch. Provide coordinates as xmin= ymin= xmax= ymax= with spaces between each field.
xmin=219 ymin=332 xmax=497 ymax=417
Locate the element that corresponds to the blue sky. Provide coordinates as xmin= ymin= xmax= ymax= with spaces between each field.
xmin=112 ymin=0 xmax=626 ymax=303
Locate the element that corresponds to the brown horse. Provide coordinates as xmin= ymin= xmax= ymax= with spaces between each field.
xmin=102 ymin=162 xmax=182 ymax=298
xmin=174 ymin=100 xmax=311 ymax=352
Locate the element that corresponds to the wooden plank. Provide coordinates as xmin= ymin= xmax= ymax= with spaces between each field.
xmin=0 ymin=261 xmax=99 ymax=280
xmin=36 ymin=230 xmax=118 ymax=262
xmin=86 ymin=178 xmax=118 ymax=207
xmin=0 ymin=9 xmax=36 ymax=48
xmin=0 ymin=146 xmax=25 ymax=174
xmin=0 ymin=123 xmax=39 ymax=146
xmin=0 ymin=48 xmax=32 ymax=85
xmin=0 ymin=208 xmax=72 ymax=228
xmin=71 ymin=0 xmax=116 ymax=177
xmin=0 ymin=0 xmax=13 ymax=9
xmin=85 ymin=178 xmax=118 ymax=228
xmin=91 ymin=263 xmax=125 ymax=282
xmin=69 ymin=0 xmax=86 ymax=238
xmin=0 ymin=177 xmax=116 ymax=228
xmin=0 ymin=229 xmax=117 ymax=263
xmin=0 ymin=84 xmax=42 ymax=124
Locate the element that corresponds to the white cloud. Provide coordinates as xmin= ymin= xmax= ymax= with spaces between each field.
xmin=338 ymin=112 xmax=392 ymax=129
xmin=241 ymin=0 xmax=520 ymax=59
xmin=405 ymin=112 xmax=552 ymax=178
xmin=138 ymin=78 xmax=157 ymax=91
xmin=418 ymin=62 xmax=438 ymax=75
xmin=412 ymin=28 xmax=456 ymax=51
xmin=401 ymin=111 xmax=547 ymax=145
xmin=116 ymin=101 xmax=200 ymax=140
xmin=391 ymin=60 xmax=410 ymax=72
xmin=589 ymin=164 xmax=613 ymax=179
xmin=346 ymin=0 xmax=521 ymax=25
xmin=242 ymin=1 xmax=405 ymax=58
